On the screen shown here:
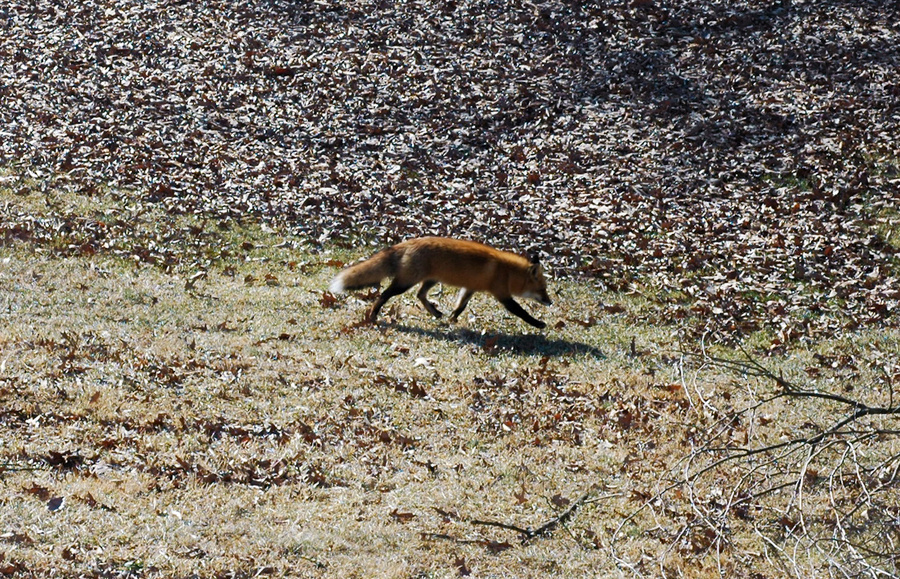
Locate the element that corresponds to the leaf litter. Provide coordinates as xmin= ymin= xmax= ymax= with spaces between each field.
xmin=3 ymin=0 xmax=900 ymax=344
xmin=3 ymin=4 xmax=900 ymax=577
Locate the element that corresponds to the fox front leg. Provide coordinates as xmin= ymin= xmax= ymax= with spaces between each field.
xmin=499 ymin=297 xmax=546 ymax=329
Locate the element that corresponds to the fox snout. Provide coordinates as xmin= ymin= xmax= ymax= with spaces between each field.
xmin=524 ymin=290 xmax=552 ymax=306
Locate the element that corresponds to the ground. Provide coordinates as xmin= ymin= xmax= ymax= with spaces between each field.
xmin=2 ymin=1 xmax=900 ymax=577
xmin=1 ymin=210 xmax=898 ymax=577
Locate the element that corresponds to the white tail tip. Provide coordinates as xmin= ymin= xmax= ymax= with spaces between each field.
xmin=328 ymin=275 xmax=345 ymax=294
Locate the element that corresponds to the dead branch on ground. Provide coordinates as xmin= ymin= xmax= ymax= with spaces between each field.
xmin=611 ymin=349 xmax=900 ymax=578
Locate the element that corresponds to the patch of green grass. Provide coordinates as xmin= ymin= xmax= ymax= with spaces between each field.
xmin=762 ymin=171 xmax=815 ymax=193
xmin=858 ymin=153 xmax=900 ymax=251
xmin=872 ymin=203 xmax=900 ymax=250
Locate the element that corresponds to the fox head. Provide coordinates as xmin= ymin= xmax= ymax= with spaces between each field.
xmin=521 ymin=261 xmax=552 ymax=306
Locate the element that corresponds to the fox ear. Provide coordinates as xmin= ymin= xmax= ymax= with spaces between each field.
xmin=528 ymin=263 xmax=543 ymax=278
xmin=530 ymin=254 xmax=540 ymax=265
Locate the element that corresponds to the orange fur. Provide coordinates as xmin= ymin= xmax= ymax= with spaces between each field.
xmin=329 ymin=237 xmax=552 ymax=328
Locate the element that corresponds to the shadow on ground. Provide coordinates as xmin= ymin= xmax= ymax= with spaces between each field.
xmin=383 ymin=321 xmax=605 ymax=359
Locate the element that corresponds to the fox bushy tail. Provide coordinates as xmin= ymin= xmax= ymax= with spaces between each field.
xmin=329 ymin=248 xmax=396 ymax=293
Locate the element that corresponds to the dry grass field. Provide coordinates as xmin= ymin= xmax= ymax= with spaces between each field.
xmin=2 ymin=186 xmax=899 ymax=578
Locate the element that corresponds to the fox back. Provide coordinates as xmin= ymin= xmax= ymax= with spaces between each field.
xmin=329 ymin=237 xmax=551 ymax=328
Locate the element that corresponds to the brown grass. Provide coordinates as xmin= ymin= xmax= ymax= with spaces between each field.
xmin=2 ymin=192 xmax=899 ymax=577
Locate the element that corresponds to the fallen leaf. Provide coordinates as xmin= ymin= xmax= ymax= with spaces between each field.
xmin=390 ymin=508 xmax=415 ymax=524
xmin=454 ymin=555 xmax=471 ymax=576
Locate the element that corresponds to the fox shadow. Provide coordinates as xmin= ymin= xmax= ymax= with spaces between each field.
xmin=382 ymin=321 xmax=605 ymax=359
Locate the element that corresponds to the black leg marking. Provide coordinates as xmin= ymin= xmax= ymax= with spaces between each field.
xmin=499 ymin=297 xmax=546 ymax=329
xmin=367 ymin=280 xmax=413 ymax=322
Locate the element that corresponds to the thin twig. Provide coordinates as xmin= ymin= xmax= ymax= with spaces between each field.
xmin=297 ymin=554 xmax=326 ymax=570
xmin=613 ymin=349 xmax=900 ymax=573
xmin=469 ymin=519 xmax=532 ymax=537
xmin=0 ymin=463 xmax=43 ymax=473
xmin=421 ymin=533 xmax=492 ymax=547
xmin=471 ymin=487 xmax=596 ymax=543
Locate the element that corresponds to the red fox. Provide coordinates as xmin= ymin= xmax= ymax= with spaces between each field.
xmin=329 ymin=237 xmax=552 ymax=328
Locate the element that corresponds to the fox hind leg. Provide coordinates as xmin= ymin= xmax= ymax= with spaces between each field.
xmin=448 ymin=288 xmax=475 ymax=322
xmin=416 ymin=280 xmax=443 ymax=318
xmin=367 ymin=280 xmax=413 ymax=322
